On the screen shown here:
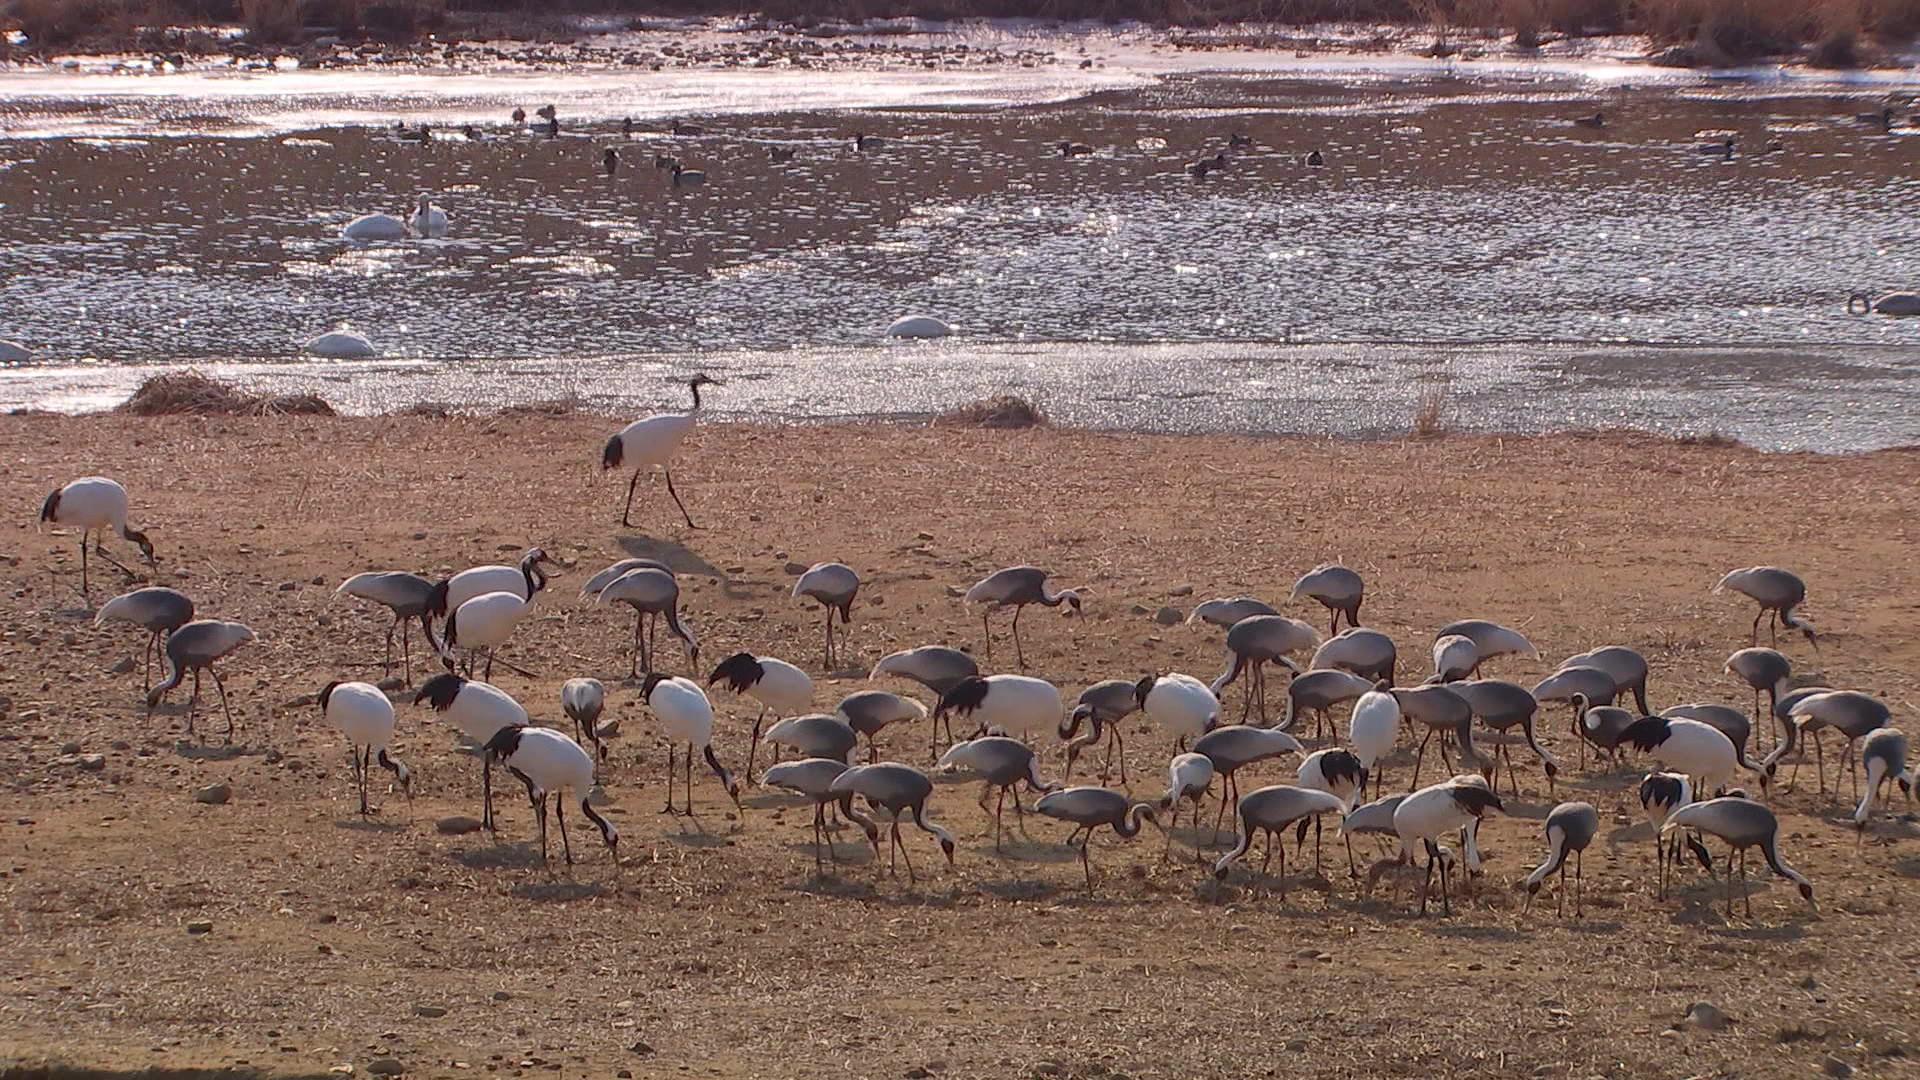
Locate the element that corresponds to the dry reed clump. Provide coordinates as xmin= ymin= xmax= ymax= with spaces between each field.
xmin=115 ymin=370 xmax=337 ymax=417
xmin=394 ymin=401 xmax=458 ymax=418
xmin=1410 ymin=380 xmax=1450 ymax=438
xmin=496 ymin=397 xmax=582 ymax=418
xmin=937 ymin=394 xmax=1048 ymax=429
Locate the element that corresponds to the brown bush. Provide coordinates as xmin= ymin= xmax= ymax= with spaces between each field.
xmin=116 ymin=370 xmax=337 ymax=416
xmin=1411 ymin=381 xmax=1450 ymax=439
xmin=239 ymin=0 xmax=299 ymax=38
xmin=12 ymin=0 xmax=134 ymax=45
xmin=938 ymin=394 xmax=1048 ymax=429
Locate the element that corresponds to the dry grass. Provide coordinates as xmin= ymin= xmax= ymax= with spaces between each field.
xmin=115 ymin=370 xmax=336 ymax=417
xmin=1410 ymin=379 xmax=1449 ymax=438
xmin=937 ymin=393 xmax=1048 ymax=429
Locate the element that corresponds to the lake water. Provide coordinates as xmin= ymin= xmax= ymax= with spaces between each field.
xmin=3 ymin=41 xmax=1919 ymax=449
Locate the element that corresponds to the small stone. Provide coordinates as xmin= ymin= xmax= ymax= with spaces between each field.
xmin=109 ymin=656 xmax=136 ymax=674
xmin=111 ymin=740 xmax=130 ymax=751
xmin=783 ymin=561 xmax=809 ymax=575
xmin=76 ymin=754 xmax=107 ymax=772
xmin=1168 ymin=583 xmax=1193 ymax=597
xmin=376 ymin=677 xmax=405 ymax=692
xmin=414 ymin=1005 xmax=447 ymax=1018
xmin=945 ymin=586 xmax=965 ymax=598
xmin=17 ymin=710 xmax=40 ymax=724
xmin=906 ymin=1069 xmax=932 ymax=1079
xmin=916 ymin=531 xmax=934 ymax=540
xmin=1799 ymin=975 xmax=1818 ymax=990
xmin=1314 ymin=952 xmax=1333 ymax=963
xmin=367 ymin=1058 xmax=405 ymax=1076
xmin=617 ymin=1072 xmax=632 ymax=1079
xmin=437 ymin=816 xmax=484 ymax=836
xmin=278 ymin=581 xmax=298 ymax=592
xmin=186 ymin=920 xmax=213 ymax=934
xmin=1153 ymin=606 xmax=1182 ymax=626
xmin=1128 ymin=604 xmax=1149 ymax=615
xmin=60 ymin=741 xmax=82 ymax=755
xmin=595 ymin=718 xmax=620 ymax=739
xmin=1684 ymin=1002 xmax=1734 ymax=1031
xmin=492 ymin=990 xmax=512 ymax=1001
xmin=1283 ymin=1039 xmax=1307 ymax=1052
xmin=264 ymin=748 xmax=284 ymax=765
xmin=1823 ymin=1057 xmax=1853 ymax=1079
xmin=628 ymin=1041 xmax=654 ymax=1057
xmin=194 ymin=783 xmax=231 ymax=805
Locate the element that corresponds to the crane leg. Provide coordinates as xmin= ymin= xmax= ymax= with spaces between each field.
xmin=663 ymin=467 xmax=696 ymax=529
xmin=1411 ymin=727 xmax=1435 ymax=791
xmin=620 ymin=471 xmax=641 ymax=527
xmin=556 ymin=798 xmax=574 ymax=867
xmin=662 ymin=745 xmax=676 ymax=813
xmin=1081 ymin=836 xmax=1094 ymax=893
xmin=746 ymin=707 xmax=766 ymax=785
xmin=683 ymin=745 xmax=696 ymax=818
xmin=1011 ymin=606 xmax=1027 ymax=670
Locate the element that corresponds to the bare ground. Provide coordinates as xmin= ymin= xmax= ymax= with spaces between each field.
xmin=2 ymin=415 xmax=1919 ymax=1079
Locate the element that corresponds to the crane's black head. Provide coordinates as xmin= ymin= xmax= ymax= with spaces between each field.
xmin=935 ymin=676 xmax=989 ymax=719
xmin=1686 ymin=834 xmax=1713 ymax=872
xmin=601 ymin=434 xmax=624 ymax=471
xmin=1798 ymin=881 xmax=1816 ymax=907
xmin=414 ymin=673 xmax=464 ymax=711
xmin=707 ymin=651 xmax=763 ymax=693
xmin=317 ymin=680 xmax=341 ymax=713
xmin=38 ymin=488 xmax=59 ymax=522
xmin=1133 ymin=675 xmax=1156 ymax=708
xmin=482 ymin=724 xmax=526 ymax=760
xmin=377 ymin=749 xmax=412 ymax=801
xmin=124 ymin=528 xmax=155 ymax=564
xmin=640 ymin=672 xmax=671 ymax=700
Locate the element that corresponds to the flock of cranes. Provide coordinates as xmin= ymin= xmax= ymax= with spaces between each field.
xmin=33 ymin=384 xmax=1916 ymax=919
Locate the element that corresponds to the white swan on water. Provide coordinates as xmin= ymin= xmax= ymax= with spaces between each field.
xmin=341 ymin=211 xmax=407 ymax=242
xmin=411 ymin=195 xmax=449 ymax=239
xmin=887 ymin=316 xmax=951 ymax=339
xmin=306 ymin=330 xmax=377 ymax=358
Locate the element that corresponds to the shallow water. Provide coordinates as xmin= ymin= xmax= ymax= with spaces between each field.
xmin=3 ymin=57 xmax=1919 ymax=449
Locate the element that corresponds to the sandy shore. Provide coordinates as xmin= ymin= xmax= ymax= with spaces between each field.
xmin=3 ymin=414 xmax=1918 ymax=1079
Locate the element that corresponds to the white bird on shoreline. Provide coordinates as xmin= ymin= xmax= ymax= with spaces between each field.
xmin=706 ymin=651 xmax=813 ymax=781
xmin=40 ymin=476 xmax=155 ymax=598
xmin=413 ymin=672 xmax=526 ymax=832
xmin=482 ymin=726 xmax=618 ymax=866
xmin=602 ymin=374 xmax=721 ymax=529
xmin=319 ymin=680 xmax=410 ymax=816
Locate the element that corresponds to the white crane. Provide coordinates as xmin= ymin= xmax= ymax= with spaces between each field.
xmin=1290 ymin=564 xmax=1364 ymax=636
xmin=318 ymin=680 xmax=410 ymax=816
xmin=761 ymin=758 xmax=879 ymax=871
xmin=1620 ymin=716 xmax=1766 ymax=798
xmin=792 ymin=562 xmax=859 ymax=669
xmin=602 ymin=374 xmax=722 ymax=528
xmin=428 ymin=548 xmax=557 ymax=620
xmin=441 ymin=590 xmax=532 ymax=680
xmin=829 ymin=763 xmax=956 ymax=883
xmin=1137 ymin=672 xmax=1220 ymax=751
xmin=146 ymin=620 xmax=254 ymax=743
xmin=410 ymin=194 xmax=449 ymax=238
xmin=1661 ymin=797 xmax=1815 ymax=917
xmin=1156 ymin=752 xmax=1216 ymax=862
xmin=1347 ymin=684 xmax=1401 ymax=790
xmin=1211 ymin=785 xmax=1348 ymax=898
xmin=95 ymin=586 xmax=194 ymax=691
xmin=481 ymin=726 xmax=618 ymax=866
xmin=1639 ymin=772 xmax=1711 ymax=900
xmin=706 ymin=651 xmax=814 ymax=781
xmin=1392 ymin=778 xmax=1505 ymax=915
xmin=1296 ymin=748 xmax=1369 ymax=876
xmin=640 ymin=673 xmax=741 ymax=817
xmin=560 ymin=677 xmax=607 ymax=761
xmin=1521 ymin=801 xmax=1599 ymax=917
xmin=1714 ymin=567 xmax=1817 ymax=649
xmin=934 ymin=674 xmax=1062 ymax=744
xmin=335 ymin=571 xmax=435 ymax=685
xmin=39 ymin=476 xmax=155 ymax=597
xmin=413 ymin=672 xmax=527 ymax=832
xmin=962 ymin=566 xmax=1081 ymax=668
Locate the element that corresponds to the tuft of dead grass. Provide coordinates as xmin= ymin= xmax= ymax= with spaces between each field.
xmin=393 ymin=401 xmax=458 ymax=418
xmin=1411 ymin=380 xmax=1450 ymax=438
xmin=937 ymin=394 xmax=1048 ymax=429
xmin=115 ymin=370 xmax=336 ymax=417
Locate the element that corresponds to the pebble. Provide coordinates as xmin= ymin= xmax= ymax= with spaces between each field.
xmin=367 ymin=1058 xmax=405 ymax=1076
xmin=905 ymin=1069 xmax=932 ymax=1079
xmin=628 ymin=1041 xmax=654 ymax=1057
xmin=111 ymin=740 xmax=130 ymax=751
xmin=77 ymin=754 xmax=107 ymax=772
xmin=1128 ymin=604 xmax=1150 ymax=616
xmin=414 ymin=1005 xmax=447 ymax=1018
xmin=377 ymin=677 xmax=405 ymax=691
xmin=1153 ymin=607 xmax=1183 ymax=626
xmin=17 ymin=709 xmax=40 ymax=724
xmin=1684 ymin=1002 xmax=1734 ymax=1031
xmin=1823 ymin=1057 xmax=1853 ymax=1078
xmin=945 ymin=586 xmax=966 ymax=598
xmin=783 ymin=561 xmax=810 ymax=575
xmin=492 ymin=990 xmax=512 ymax=1001
xmin=195 ymin=783 xmax=232 ymax=805
xmin=109 ymin=656 xmax=136 ymax=674
xmin=1168 ymin=583 xmax=1193 ymax=596
xmin=186 ymin=920 xmax=213 ymax=934
xmin=60 ymin=741 xmax=82 ymax=755
xmin=437 ymin=816 xmax=484 ymax=835
xmin=278 ymin=581 xmax=298 ymax=592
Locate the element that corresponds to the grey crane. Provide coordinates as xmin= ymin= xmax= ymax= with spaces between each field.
xmin=1061 ymin=679 xmax=1141 ymax=784
xmin=1560 ymin=646 xmax=1652 ymax=714
xmin=1639 ymin=772 xmax=1714 ymax=900
xmin=1033 ymin=786 xmax=1157 ymax=892
xmin=1186 ymin=596 xmax=1278 ymax=629
xmin=962 ymin=565 xmax=1081 ymax=668
xmin=1291 ymin=564 xmax=1364 ymax=636
xmin=792 ymin=562 xmax=859 ymax=668
xmin=95 ymin=585 xmax=194 ymax=691
xmin=1453 ymin=679 xmax=1559 ymax=795
xmin=760 ymin=758 xmax=879 ymax=871
xmin=1763 ymin=685 xmax=1834 ymax=791
xmin=1572 ymin=692 xmax=1637 ymax=768
xmin=1209 ymin=615 xmax=1320 ymax=722
xmin=1310 ymin=627 xmax=1397 ymax=683
xmin=1661 ymin=797 xmax=1815 ymax=917
xmin=935 ymin=736 xmax=1061 ymax=851
xmin=1854 ymin=727 xmax=1914 ymax=834
xmin=764 ymin=714 xmax=858 ymax=764
xmin=1430 ymin=634 xmax=1480 ymax=685
xmin=1281 ymin=668 xmax=1376 ymax=740
xmin=1213 ymin=785 xmax=1349 ymax=898
xmin=1434 ymin=619 xmax=1537 ymax=674
xmin=1782 ymin=690 xmax=1892 ymax=799
xmin=595 ymin=566 xmax=698 ymax=675
xmin=1724 ymin=647 xmax=1792 ymax=751
xmin=335 ymin=571 xmax=435 ymax=686
xmin=578 ymin=557 xmax=672 ymax=600
xmin=1534 ymin=666 xmax=1619 ymax=769
xmin=828 ymin=763 xmax=956 ymax=883
xmin=1522 ymin=801 xmax=1600 ymax=916
xmin=1191 ymin=724 xmax=1305 ymax=842
xmin=146 ymin=619 xmax=255 ymax=742
xmin=871 ymin=645 xmax=981 ymax=756
xmin=833 ymin=690 xmax=927 ymax=762
xmin=561 ymin=677 xmax=607 ymax=761
xmin=1714 ymin=566 xmax=1817 ymax=649
xmin=1391 ymin=684 xmax=1492 ymax=790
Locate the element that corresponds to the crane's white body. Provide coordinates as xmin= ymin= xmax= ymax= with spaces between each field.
xmin=1297 ymin=748 xmax=1368 ymax=802
xmin=723 ymin=655 xmax=814 ymax=714
xmin=1141 ymin=673 xmax=1220 ymax=743
xmin=324 ymin=681 xmax=397 ymax=750
xmin=1347 ymin=689 xmax=1400 ymax=770
xmin=1628 ymin=717 xmax=1752 ymax=795
xmin=422 ymin=678 xmax=527 ymax=744
xmin=342 ymin=212 xmax=407 ymax=241
xmin=646 ymin=676 xmax=717 ymax=748
xmin=609 ymin=413 xmax=697 ymax=470
xmin=1640 ymin=771 xmax=1694 ymax=830
xmin=953 ymin=675 xmax=1062 ymax=740
xmin=43 ymin=476 xmax=132 ymax=532
xmin=445 ymin=559 xmax=543 ymax=611
xmin=1394 ymin=779 xmax=1498 ymax=872
xmin=410 ymin=196 xmax=449 ymax=238
xmin=445 ymin=590 xmax=530 ymax=652
xmin=493 ymin=726 xmax=595 ymax=797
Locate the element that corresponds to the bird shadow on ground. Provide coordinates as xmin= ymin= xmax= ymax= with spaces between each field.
xmin=616 ymin=535 xmax=722 ymax=580
xmin=1424 ymin=920 xmax=1527 ymax=941
xmin=975 ymin=878 xmax=1063 ymax=902
xmin=787 ymin=874 xmax=964 ymax=906
xmin=741 ymin=790 xmax=807 ymax=811
xmin=510 ymin=879 xmax=611 ymax=902
xmin=170 ymin=740 xmax=253 ymax=761
xmin=978 ymin=839 xmax=1077 ymax=865
xmin=1892 ymin=855 xmax=1920 ymax=879
xmin=449 ymin=842 xmax=547 ymax=870
xmin=334 ymin=817 xmax=409 ymax=834
xmin=777 ymin=840 xmax=875 ymax=865
xmin=662 ymin=824 xmax=733 ymax=848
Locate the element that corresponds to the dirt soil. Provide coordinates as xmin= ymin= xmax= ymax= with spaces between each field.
xmin=2 ymin=415 xmax=1918 ymax=1080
